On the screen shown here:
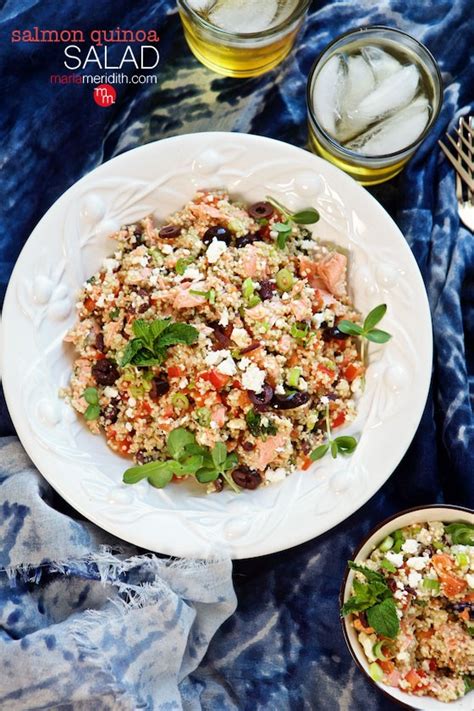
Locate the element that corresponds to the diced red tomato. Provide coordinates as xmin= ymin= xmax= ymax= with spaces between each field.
xmin=199 ymin=370 xmax=230 ymax=390
xmin=318 ymin=364 xmax=336 ymax=378
xmin=136 ymin=402 xmax=152 ymax=417
xmin=84 ymin=297 xmax=96 ymax=312
xmin=380 ymin=660 xmax=395 ymax=675
xmin=405 ymin=669 xmax=423 ymax=690
xmin=343 ymin=363 xmax=363 ymax=382
xmin=417 ymin=629 xmax=435 ymax=640
xmin=428 ymin=659 xmax=437 ymax=671
xmin=95 ymin=352 xmax=106 ymax=360
xmin=167 ymin=365 xmax=183 ymax=378
xmin=331 ymin=411 xmax=346 ymax=428
xmin=301 ymin=456 xmax=313 ymax=471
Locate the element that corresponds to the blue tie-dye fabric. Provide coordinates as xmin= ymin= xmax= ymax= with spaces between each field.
xmin=1 ymin=1 xmax=473 ymax=709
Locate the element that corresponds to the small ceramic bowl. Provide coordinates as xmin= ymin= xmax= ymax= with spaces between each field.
xmin=340 ymin=505 xmax=474 ymax=710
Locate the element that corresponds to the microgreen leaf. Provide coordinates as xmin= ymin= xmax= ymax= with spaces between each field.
xmin=148 ymin=465 xmax=177 ymax=489
xmin=337 ymin=321 xmax=364 ymax=336
xmin=291 ymin=208 xmax=320 ymax=224
xmin=212 ymin=442 xmax=228 ymax=470
xmin=83 ymin=387 xmax=99 ymax=405
xmin=196 ymin=468 xmax=219 ymax=483
xmin=334 ymin=436 xmax=358 ymax=454
xmin=167 ymin=428 xmax=196 ymax=460
xmin=223 ymin=451 xmax=239 ymax=471
xmin=123 ymin=459 xmax=181 ymax=485
xmin=330 ymin=440 xmax=338 ymax=458
xmin=84 ymin=404 xmax=100 ymax=421
xmin=310 ymin=443 xmax=329 ymax=461
xmin=365 ymin=329 xmax=392 ymax=344
xmin=363 ymin=303 xmax=387 ymax=331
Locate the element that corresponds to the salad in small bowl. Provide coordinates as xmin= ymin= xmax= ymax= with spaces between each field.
xmin=341 ymin=506 xmax=474 ymax=709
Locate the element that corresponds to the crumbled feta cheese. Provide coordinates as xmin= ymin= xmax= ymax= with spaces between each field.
xmin=96 ymin=295 xmax=106 ymax=308
xmin=206 ymin=239 xmax=228 ymax=263
xmin=386 ymin=551 xmax=404 ymax=568
xmin=182 ymin=266 xmax=201 ymax=281
xmin=298 ymin=378 xmax=308 ymax=392
xmin=231 ymin=328 xmax=250 ymax=348
xmin=218 ymin=307 xmax=229 ymax=327
xmin=161 ymin=244 xmax=173 ymax=254
xmin=205 ymin=350 xmax=226 ymax=367
xmin=210 ymin=421 xmax=218 ymax=430
xmin=396 ymin=651 xmax=410 ymax=662
xmin=216 ymin=356 xmax=237 ymax=376
xmin=125 ymin=408 xmax=134 ymax=418
xmin=275 ymin=383 xmax=286 ymax=395
xmin=103 ymin=257 xmax=119 ymax=273
xmin=269 ymin=230 xmax=278 ymax=239
xmin=320 ymin=395 xmax=330 ymax=406
xmin=128 ymin=397 xmax=137 ymax=407
xmin=241 ymin=363 xmax=266 ymax=393
xmin=402 ymin=539 xmax=419 ymax=554
xmin=265 ymin=468 xmax=287 ymax=483
xmin=238 ymin=357 xmax=251 ymax=371
xmin=281 ymin=293 xmax=289 ymax=301
xmin=125 ymin=422 xmax=133 ymax=432
xmin=466 ymin=574 xmax=474 ymax=589
xmin=408 ymin=571 xmax=422 ymax=588
xmin=104 ymin=387 xmax=118 ymax=399
xmin=312 ymin=311 xmax=326 ymax=328
xmin=406 ymin=556 xmax=427 ymax=571
xmin=179 ymin=378 xmax=189 ymax=389
xmin=351 ymin=377 xmax=362 ymax=395
xmin=394 ymin=590 xmax=406 ymax=601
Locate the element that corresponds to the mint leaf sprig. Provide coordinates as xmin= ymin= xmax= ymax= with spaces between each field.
xmin=338 ymin=304 xmax=392 ymax=344
xmin=341 ymin=562 xmax=400 ymax=639
xmin=309 ymin=405 xmax=358 ymax=462
xmin=121 ymin=318 xmax=199 ymax=368
xmin=122 ymin=428 xmax=239 ymax=492
xmin=266 ymin=195 xmax=320 ymax=250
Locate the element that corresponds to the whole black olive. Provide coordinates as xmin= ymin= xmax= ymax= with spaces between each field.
xmin=321 ymin=325 xmax=349 ymax=342
xmin=159 ymin=224 xmax=181 ymax=239
xmin=92 ymin=358 xmax=119 ymax=386
xmin=202 ymin=226 xmax=232 ymax=246
xmin=231 ymin=466 xmax=262 ymax=490
xmin=248 ymin=201 xmax=274 ymax=220
xmin=271 ymin=391 xmax=310 ymax=410
xmin=258 ymin=280 xmax=276 ymax=301
xmin=248 ymin=383 xmax=273 ymax=408
xmin=149 ymin=375 xmax=170 ymax=399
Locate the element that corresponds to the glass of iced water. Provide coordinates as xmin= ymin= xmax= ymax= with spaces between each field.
xmin=307 ymin=26 xmax=443 ymax=185
xmin=177 ymin=0 xmax=310 ymax=77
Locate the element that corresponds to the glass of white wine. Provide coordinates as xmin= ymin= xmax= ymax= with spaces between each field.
xmin=177 ymin=0 xmax=310 ymax=78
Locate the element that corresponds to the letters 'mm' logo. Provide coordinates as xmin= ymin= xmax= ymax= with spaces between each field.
xmin=93 ymin=84 xmax=117 ymax=107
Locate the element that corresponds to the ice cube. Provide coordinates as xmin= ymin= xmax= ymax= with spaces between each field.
xmin=337 ymin=64 xmax=420 ymax=142
xmin=209 ymin=0 xmax=279 ymax=33
xmin=346 ymin=97 xmax=430 ymax=156
xmin=361 ymin=45 xmax=402 ymax=83
xmin=313 ymin=54 xmax=347 ymax=135
xmin=341 ymin=55 xmax=376 ymax=114
xmin=187 ymin=0 xmax=216 ymax=13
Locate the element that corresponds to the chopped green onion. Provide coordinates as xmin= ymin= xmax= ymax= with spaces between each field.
xmin=373 ymin=641 xmax=395 ymax=661
xmin=306 ymin=412 xmax=318 ymax=431
xmin=432 ymin=540 xmax=444 ymax=551
xmin=456 ymin=553 xmax=469 ymax=568
xmin=379 ymin=535 xmax=394 ymax=553
xmin=175 ymin=257 xmax=194 ymax=275
xmin=171 ymin=393 xmax=189 ymax=411
xmin=276 ymin=268 xmax=294 ymax=292
xmin=392 ymin=529 xmax=405 ymax=553
xmin=422 ymin=578 xmax=440 ymax=592
xmin=287 ymin=367 xmax=302 ymax=388
xmin=290 ymin=322 xmax=310 ymax=342
xmin=369 ymin=662 xmax=384 ymax=682
xmin=195 ymin=407 xmax=211 ymax=427
xmin=242 ymin=278 xmax=261 ymax=307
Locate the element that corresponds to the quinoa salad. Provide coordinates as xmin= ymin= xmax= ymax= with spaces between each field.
xmin=342 ymin=521 xmax=474 ymax=703
xmin=62 ymin=190 xmax=368 ymax=493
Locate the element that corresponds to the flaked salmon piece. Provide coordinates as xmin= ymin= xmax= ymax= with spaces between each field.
xmin=252 ymin=434 xmax=286 ymax=470
xmin=211 ymin=405 xmax=227 ymax=427
xmin=189 ymin=203 xmax=223 ymax=220
xmin=245 ymin=303 xmax=269 ymax=321
xmin=299 ymin=253 xmax=347 ymax=297
xmin=289 ymin=298 xmax=312 ymax=320
xmin=172 ymin=284 xmax=206 ymax=309
xmin=241 ymin=245 xmax=267 ymax=277
xmin=316 ymin=252 xmax=347 ymax=297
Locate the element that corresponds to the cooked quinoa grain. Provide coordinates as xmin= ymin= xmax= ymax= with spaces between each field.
xmin=62 ymin=191 xmax=365 ymax=491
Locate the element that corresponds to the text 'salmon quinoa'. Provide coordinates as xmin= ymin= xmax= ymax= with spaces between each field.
xmin=61 ymin=191 xmax=367 ymax=493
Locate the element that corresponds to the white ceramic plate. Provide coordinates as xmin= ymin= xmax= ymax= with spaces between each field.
xmin=1 ymin=132 xmax=432 ymax=559
xmin=341 ymin=505 xmax=474 ymax=710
